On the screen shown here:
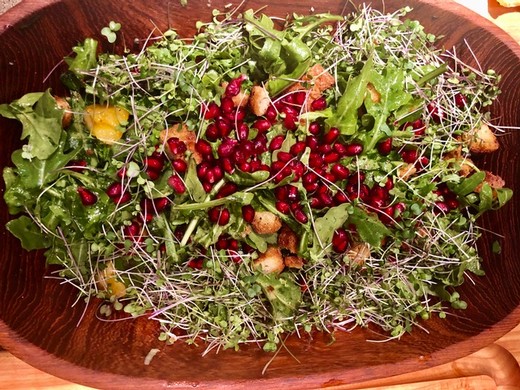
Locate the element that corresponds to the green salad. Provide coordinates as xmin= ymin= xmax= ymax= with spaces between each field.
xmin=1 ymin=5 xmax=512 ymax=353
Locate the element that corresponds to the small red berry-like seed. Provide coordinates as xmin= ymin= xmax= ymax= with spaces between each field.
xmin=218 ymin=139 xmax=238 ymax=159
xmin=242 ymin=205 xmax=255 ymax=223
xmin=265 ymin=105 xmax=278 ymax=123
xmin=305 ymin=135 xmax=319 ymax=151
xmin=302 ymin=171 xmax=318 ymax=187
xmin=323 ymin=127 xmax=340 ymax=145
xmin=215 ymin=236 xmax=229 ymax=250
xmin=197 ymin=162 xmax=210 ymax=179
xmin=323 ymin=152 xmax=340 ymax=164
xmin=292 ymin=161 xmax=306 ymax=180
xmin=281 ymin=105 xmax=299 ymax=118
xmin=371 ymin=186 xmax=389 ymax=202
xmin=287 ymin=185 xmax=299 ymax=201
xmin=68 ymin=160 xmax=88 ymax=173
xmin=454 ymin=93 xmax=467 ymax=109
xmin=274 ymin=185 xmax=289 ymax=201
xmin=253 ymin=133 xmax=268 ymax=153
xmin=344 ymin=143 xmax=363 ymax=156
xmin=195 ymin=139 xmax=213 ymax=156
xmin=232 ymin=149 xmax=247 ymax=165
xmin=331 ymin=163 xmax=350 ymax=180
xmin=276 ymin=201 xmax=291 ymax=214
xmin=144 ymin=156 xmax=164 ymax=172
xmin=309 ymin=153 xmax=323 ymax=169
xmin=106 ymin=182 xmax=123 ymax=198
xmin=401 ymin=149 xmax=418 ymax=163
xmin=434 ymin=201 xmax=449 ymax=214
xmin=385 ymin=178 xmax=394 ymax=191
xmin=293 ymin=91 xmax=307 ymax=106
xmin=333 ymin=143 xmax=348 ymax=156
xmin=311 ymin=96 xmax=327 ymax=111
xmin=168 ymin=175 xmax=186 ymax=194
xmin=221 ymin=96 xmax=235 ymax=113
xmin=115 ymin=191 xmax=132 ymax=205
xmin=377 ymin=138 xmax=393 ymax=156
xmin=348 ymin=171 xmax=366 ymax=184
xmin=187 ymin=257 xmax=204 ymax=269
xmin=309 ymin=197 xmax=322 ymax=209
xmin=269 ymin=135 xmax=285 ymax=151
xmin=446 ymin=197 xmax=460 ymax=210
xmin=293 ymin=208 xmax=308 ymax=224
xmin=124 ymin=221 xmax=141 ymax=238
xmin=153 ymin=197 xmax=170 ymax=212
xmin=146 ymin=169 xmax=161 ymax=181
xmin=308 ymin=121 xmax=322 ymax=135
xmin=416 ymin=156 xmax=429 ymax=170
xmin=319 ymin=144 xmax=333 ymax=154
xmin=318 ymin=191 xmax=334 ymax=207
xmin=283 ymin=114 xmax=297 ymax=131
xmin=117 ymin=166 xmax=127 ymax=179
xmin=205 ymin=123 xmax=220 ymax=141
xmin=238 ymin=162 xmax=252 ymax=173
xmin=253 ymin=119 xmax=271 ymax=132
xmin=211 ymin=207 xmax=230 ymax=225
xmin=277 ymin=151 xmax=292 ymax=163
xmin=172 ymin=158 xmax=187 ymax=174
xmin=77 ymin=187 xmax=97 ymax=206
xmin=334 ymin=191 xmax=350 ymax=205
xmin=368 ymin=197 xmax=386 ymax=210
xmin=225 ymin=74 xmax=247 ymax=97
xmin=216 ymin=118 xmax=232 ymax=137
xmin=166 ymin=137 xmax=187 ymax=155
xmin=323 ymin=172 xmax=336 ymax=183
xmin=220 ymin=157 xmax=235 ymax=174
xmin=290 ymin=141 xmax=306 ymax=156
xmin=427 ymin=102 xmax=444 ymax=123
xmin=202 ymin=182 xmax=213 ymax=193
xmin=204 ymin=102 xmax=221 ymax=120
xmin=332 ymin=228 xmax=349 ymax=253
xmin=216 ymin=182 xmax=238 ymax=198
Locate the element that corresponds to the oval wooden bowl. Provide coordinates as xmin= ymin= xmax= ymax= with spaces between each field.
xmin=1 ymin=1 xmax=520 ymax=388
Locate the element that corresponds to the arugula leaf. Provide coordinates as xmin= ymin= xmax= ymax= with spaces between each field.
xmin=256 ymin=273 xmax=301 ymax=320
xmin=348 ymin=206 xmax=391 ymax=248
xmin=450 ymin=171 xmax=485 ymax=196
xmin=6 ymin=216 xmax=50 ymax=250
xmin=313 ymin=203 xmax=352 ymax=248
xmin=65 ymin=38 xmax=98 ymax=74
xmin=0 ymin=90 xmax=64 ymax=159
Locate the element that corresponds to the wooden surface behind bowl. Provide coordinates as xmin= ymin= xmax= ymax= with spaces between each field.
xmin=0 ymin=0 xmax=519 ymax=389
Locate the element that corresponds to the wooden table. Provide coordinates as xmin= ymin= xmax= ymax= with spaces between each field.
xmin=1 ymin=0 xmax=519 ymax=388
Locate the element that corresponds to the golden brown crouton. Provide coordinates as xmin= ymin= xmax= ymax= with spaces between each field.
xmin=466 ymin=123 xmax=499 ymax=153
xmin=284 ymin=255 xmax=304 ymax=269
xmin=443 ymin=146 xmax=475 ymax=177
xmin=249 ymin=86 xmax=271 ymax=116
xmin=254 ymin=246 xmax=285 ymax=274
xmin=251 ymin=211 xmax=282 ymax=235
xmin=475 ymin=171 xmax=505 ymax=193
xmin=287 ymin=64 xmax=335 ymax=108
xmin=397 ymin=163 xmax=417 ymax=181
xmin=277 ymin=225 xmax=299 ymax=254
xmin=160 ymin=124 xmax=202 ymax=163
xmin=54 ymin=96 xmax=73 ymax=128
xmin=347 ymin=243 xmax=370 ymax=267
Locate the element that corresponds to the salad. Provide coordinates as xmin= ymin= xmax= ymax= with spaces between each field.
xmin=0 ymin=5 xmax=512 ymax=353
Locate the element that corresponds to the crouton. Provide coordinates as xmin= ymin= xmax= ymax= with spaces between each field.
xmin=287 ymin=64 xmax=335 ymax=108
xmin=222 ymin=82 xmax=250 ymax=107
xmin=254 ymin=246 xmax=285 ymax=274
xmin=251 ymin=211 xmax=282 ymax=235
xmin=284 ymin=255 xmax=304 ymax=269
xmin=475 ymin=171 xmax=505 ymax=193
xmin=277 ymin=225 xmax=299 ymax=254
xmin=160 ymin=123 xmax=202 ymax=163
xmin=249 ymin=86 xmax=271 ymax=116
xmin=397 ymin=163 xmax=417 ymax=181
xmin=466 ymin=123 xmax=499 ymax=153
xmin=347 ymin=243 xmax=370 ymax=267
xmin=54 ymin=96 xmax=73 ymax=128
xmin=443 ymin=146 xmax=475 ymax=177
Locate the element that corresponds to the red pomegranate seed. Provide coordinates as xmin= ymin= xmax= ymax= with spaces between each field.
xmin=205 ymin=123 xmax=219 ymax=141
xmin=305 ymin=135 xmax=319 ymax=151
xmin=283 ymin=115 xmax=297 ymax=131
xmin=308 ymin=121 xmax=322 ymax=135
xmin=265 ymin=106 xmax=278 ymax=123
xmin=209 ymin=207 xmax=230 ymax=225
xmin=277 ymin=151 xmax=292 ymax=163
xmin=427 ymin=102 xmax=444 ymax=123
xmin=446 ymin=197 xmax=460 ymax=210
xmin=319 ymin=144 xmax=333 ymax=154
xmin=303 ymin=172 xmax=318 ymax=188
xmin=77 ymin=187 xmax=97 ymax=206
xmin=334 ymin=191 xmax=349 ymax=205
xmin=269 ymin=135 xmax=285 ymax=151
xmin=146 ymin=169 xmax=160 ymax=180
xmin=153 ymin=197 xmax=170 ymax=212
xmin=216 ymin=118 xmax=232 ymax=137
xmin=106 ymin=182 xmax=123 ymax=198
xmin=115 ymin=191 xmax=132 ymax=205
xmin=310 ymin=197 xmax=322 ymax=209
xmin=331 ymin=164 xmax=350 ymax=180
xmin=332 ymin=228 xmax=349 ymax=253
xmin=195 ymin=139 xmax=213 ymax=156
xmin=216 ymin=182 xmax=238 ymax=198
xmin=68 ymin=159 xmax=88 ymax=173
xmin=242 ymin=205 xmax=255 ymax=223
xmin=197 ymin=162 xmax=210 ymax=179
xmin=291 ymin=161 xmax=306 ymax=180
xmin=309 ymin=153 xmax=323 ymax=168
xmin=253 ymin=119 xmax=271 ymax=132
xmin=293 ymin=208 xmax=308 ymax=224
xmin=253 ymin=134 xmax=268 ymax=153
xmin=220 ymin=157 xmax=234 ymax=174
xmin=323 ymin=152 xmax=340 ymax=164
xmin=217 ymin=139 xmax=237 ymax=158
xmin=167 ymin=137 xmax=187 ymax=155
xmin=434 ymin=201 xmax=449 ymax=214
xmin=401 ymin=149 xmax=418 ymax=163
xmin=124 ymin=221 xmax=141 ymax=238
xmin=225 ymin=74 xmax=247 ymax=97
xmin=371 ymin=186 xmax=389 ymax=201
xmin=203 ymin=182 xmax=213 ymax=193
xmin=287 ymin=185 xmax=299 ymax=201
xmin=187 ymin=257 xmax=204 ymax=269
xmin=144 ymin=156 xmax=164 ymax=172
xmin=274 ymin=186 xmax=289 ymax=201
xmin=377 ymin=138 xmax=393 ymax=156
xmin=172 ymin=158 xmax=187 ymax=174
xmin=290 ymin=141 xmax=306 ymax=156
xmin=311 ymin=96 xmax=327 ymax=111
xmin=203 ymin=102 xmax=220 ymax=120
xmin=215 ymin=236 xmax=229 ymax=250
xmin=385 ymin=178 xmax=394 ymax=191
xmin=293 ymin=91 xmax=307 ymax=106
xmin=238 ymin=162 xmax=252 ymax=172
xmin=221 ymin=97 xmax=235 ymax=113
xmin=333 ymin=143 xmax=348 ymax=156
xmin=344 ymin=143 xmax=363 ymax=156
xmin=323 ymin=127 xmax=340 ymax=144
xmin=276 ymin=201 xmax=291 ymax=214
xmin=454 ymin=93 xmax=467 ymax=109
xmin=168 ymin=175 xmax=186 ymax=194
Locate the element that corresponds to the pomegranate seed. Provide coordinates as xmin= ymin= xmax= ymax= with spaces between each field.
xmin=77 ymin=187 xmax=97 ymax=206
xmin=167 ymin=137 xmax=187 ymax=155
xmin=197 ymin=162 xmax=210 ymax=179
xmin=205 ymin=123 xmax=220 ymax=141
xmin=385 ymin=178 xmax=394 ymax=191
xmin=217 ymin=140 xmax=237 ymax=158
xmin=195 ymin=139 xmax=213 ymax=156
xmin=310 ymin=197 xmax=322 ymax=209
xmin=146 ymin=169 xmax=161 ymax=181
xmin=276 ymin=201 xmax=291 ymax=214
xmin=427 ymin=102 xmax=444 ymax=123
xmin=401 ymin=149 xmax=418 ymax=163
xmin=446 ymin=197 xmax=460 ymax=210
xmin=283 ymin=114 xmax=297 ymax=131
xmin=348 ymin=171 xmax=366 ymax=184
xmin=344 ymin=143 xmax=363 ymax=156
xmin=153 ymin=197 xmax=170 ymax=212
xmin=319 ymin=144 xmax=333 ymax=154
xmin=291 ymin=161 xmax=306 ymax=180
xmin=265 ymin=106 xmax=278 ymax=123
xmin=331 ymin=164 xmax=350 ymax=180
xmin=333 ymin=143 xmax=348 ymax=156
xmin=253 ymin=134 xmax=268 ymax=153
xmin=187 ymin=257 xmax=204 ymax=269
xmin=215 ymin=236 xmax=229 ymax=250
xmin=305 ymin=135 xmax=319 ymax=151
xmin=225 ymin=74 xmax=247 ymax=97
xmin=168 ymin=175 xmax=186 ymax=194
xmin=68 ymin=160 xmax=88 ymax=173
xmin=323 ymin=127 xmax=340 ymax=144
xmin=220 ymin=157 xmax=235 ymax=174
xmin=334 ymin=191 xmax=349 ymax=204
xmin=204 ymin=102 xmax=220 ymax=120
xmin=106 ymin=182 xmax=123 ymax=198
xmin=277 ymin=151 xmax=292 ymax=163
xmin=124 ymin=221 xmax=141 ymax=238
xmin=454 ymin=93 xmax=467 ymax=109
xmin=319 ymin=191 xmax=334 ymax=207
xmin=216 ymin=118 xmax=232 ymax=137
xmin=221 ymin=97 xmax=235 ymax=113
xmin=434 ymin=201 xmax=449 ymax=214
xmin=242 ymin=205 xmax=255 ymax=223
xmin=332 ymin=228 xmax=349 ymax=253
xmin=233 ymin=149 xmax=247 ymax=165
xmin=323 ymin=172 xmax=336 ymax=183
xmin=309 ymin=153 xmax=323 ymax=168
xmin=115 ymin=191 xmax=132 ymax=205
xmin=144 ymin=156 xmax=164 ymax=172
xmin=238 ymin=162 xmax=252 ymax=172
xmin=291 ymin=91 xmax=306 ymax=106
xmin=311 ymin=96 xmax=327 ymax=111
xmin=324 ymin=152 xmax=340 ymax=164
xmin=269 ymin=135 xmax=285 ymax=151
xmin=253 ymin=119 xmax=271 ymax=132
xmin=303 ymin=172 xmax=318 ymax=188
xmin=218 ymin=208 xmax=230 ymax=225
xmin=203 ymin=182 xmax=213 ymax=193
xmin=308 ymin=121 xmax=322 ymax=135
xmin=293 ymin=208 xmax=308 ymax=224
xmin=216 ymin=182 xmax=238 ymax=198
xmin=287 ymin=185 xmax=299 ymax=201
xmin=377 ymin=138 xmax=393 ymax=156
xmin=208 ymin=206 xmax=229 ymax=225
xmin=172 ymin=158 xmax=187 ymax=174
xmin=290 ymin=141 xmax=306 ymax=155
xmin=371 ymin=186 xmax=389 ymax=201
xmin=274 ymin=186 xmax=289 ymax=201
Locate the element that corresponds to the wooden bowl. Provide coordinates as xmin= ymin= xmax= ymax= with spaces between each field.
xmin=1 ymin=0 xmax=519 ymax=388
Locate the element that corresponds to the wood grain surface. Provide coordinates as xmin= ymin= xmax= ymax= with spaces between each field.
xmin=0 ymin=0 xmax=519 ymax=389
